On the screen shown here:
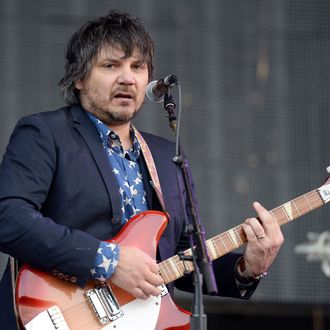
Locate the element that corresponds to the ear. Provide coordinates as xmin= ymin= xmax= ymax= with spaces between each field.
xmin=74 ymin=80 xmax=83 ymax=90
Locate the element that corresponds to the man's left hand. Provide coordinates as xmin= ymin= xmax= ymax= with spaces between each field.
xmin=242 ymin=202 xmax=284 ymax=277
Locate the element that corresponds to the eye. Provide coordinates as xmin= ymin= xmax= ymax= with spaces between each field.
xmin=133 ymin=62 xmax=147 ymax=70
xmin=104 ymin=63 xmax=115 ymax=69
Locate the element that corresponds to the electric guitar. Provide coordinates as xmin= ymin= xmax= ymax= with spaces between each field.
xmin=15 ymin=179 xmax=330 ymax=330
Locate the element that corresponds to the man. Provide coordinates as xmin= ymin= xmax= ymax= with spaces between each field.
xmin=0 ymin=10 xmax=283 ymax=329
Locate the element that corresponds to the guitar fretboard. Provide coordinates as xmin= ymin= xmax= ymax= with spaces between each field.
xmin=158 ymin=186 xmax=327 ymax=285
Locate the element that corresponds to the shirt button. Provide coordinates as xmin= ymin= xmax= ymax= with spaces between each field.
xmin=110 ymin=133 xmax=116 ymax=139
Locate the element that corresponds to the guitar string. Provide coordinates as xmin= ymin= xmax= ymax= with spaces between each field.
xmin=61 ymin=301 xmax=94 ymax=329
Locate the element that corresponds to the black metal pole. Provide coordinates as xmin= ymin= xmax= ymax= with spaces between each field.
xmin=163 ymin=85 xmax=218 ymax=330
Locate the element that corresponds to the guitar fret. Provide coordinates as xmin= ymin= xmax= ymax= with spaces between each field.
xmin=271 ymin=207 xmax=288 ymax=226
xmin=227 ymin=229 xmax=239 ymax=248
xmin=169 ymin=257 xmax=181 ymax=279
xmin=222 ymin=233 xmax=234 ymax=251
xmin=206 ymin=240 xmax=217 ymax=259
xmin=293 ymin=196 xmax=305 ymax=215
xmin=186 ymin=261 xmax=194 ymax=272
xmin=234 ymin=226 xmax=244 ymax=245
xmin=167 ymin=261 xmax=177 ymax=282
xmin=303 ymin=194 xmax=313 ymax=210
xmin=269 ymin=209 xmax=277 ymax=220
xmin=296 ymin=195 xmax=314 ymax=216
xmin=173 ymin=256 xmax=185 ymax=276
xmin=225 ymin=232 xmax=235 ymax=249
xmin=211 ymin=238 xmax=221 ymax=257
xmin=159 ymin=268 xmax=169 ymax=283
xmin=166 ymin=260 xmax=177 ymax=282
xmin=213 ymin=237 xmax=224 ymax=257
xmin=291 ymin=200 xmax=301 ymax=216
xmin=172 ymin=252 xmax=195 ymax=279
xmin=218 ymin=235 xmax=229 ymax=253
xmin=281 ymin=204 xmax=293 ymax=222
xmin=307 ymin=191 xmax=323 ymax=208
xmin=182 ymin=250 xmax=194 ymax=273
xmin=309 ymin=191 xmax=320 ymax=207
xmin=160 ymin=261 xmax=172 ymax=283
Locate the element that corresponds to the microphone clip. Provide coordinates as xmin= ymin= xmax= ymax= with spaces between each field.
xmin=164 ymin=90 xmax=177 ymax=132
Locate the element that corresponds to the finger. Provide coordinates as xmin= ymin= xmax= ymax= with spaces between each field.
xmin=148 ymin=261 xmax=160 ymax=274
xmin=132 ymin=287 xmax=149 ymax=300
xmin=244 ymin=217 xmax=266 ymax=240
xmin=252 ymin=202 xmax=276 ymax=234
xmin=139 ymin=281 xmax=162 ymax=297
xmin=252 ymin=202 xmax=270 ymax=222
xmin=146 ymin=271 xmax=164 ymax=287
xmin=243 ymin=222 xmax=259 ymax=242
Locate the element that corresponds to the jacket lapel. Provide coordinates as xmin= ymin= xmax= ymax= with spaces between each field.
xmin=70 ymin=105 xmax=122 ymax=225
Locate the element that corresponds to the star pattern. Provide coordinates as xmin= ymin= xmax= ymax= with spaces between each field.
xmin=90 ymin=241 xmax=119 ymax=281
xmin=99 ymin=254 xmax=112 ymax=272
xmin=88 ymin=113 xmax=149 ymax=282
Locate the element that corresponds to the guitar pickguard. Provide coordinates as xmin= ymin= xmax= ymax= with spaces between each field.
xmin=103 ymin=294 xmax=161 ymax=330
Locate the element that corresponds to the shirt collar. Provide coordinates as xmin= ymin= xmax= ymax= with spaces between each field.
xmin=87 ymin=112 xmax=141 ymax=160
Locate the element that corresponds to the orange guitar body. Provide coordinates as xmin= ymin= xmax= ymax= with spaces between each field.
xmin=15 ymin=211 xmax=191 ymax=330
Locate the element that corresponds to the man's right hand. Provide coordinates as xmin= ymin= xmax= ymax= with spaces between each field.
xmin=110 ymin=246 xmax=164 ymax=300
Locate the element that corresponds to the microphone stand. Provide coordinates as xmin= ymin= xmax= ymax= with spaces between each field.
xmin=163 ymin=86 xmax=218 ymax=330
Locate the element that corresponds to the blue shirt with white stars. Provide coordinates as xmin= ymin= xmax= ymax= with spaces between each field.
xmin=88 ymin=113 xmax=148 ymax=281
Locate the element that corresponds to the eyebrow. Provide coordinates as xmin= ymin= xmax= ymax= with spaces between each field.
xmin=99 ymin=55 xmax=146 ymax=64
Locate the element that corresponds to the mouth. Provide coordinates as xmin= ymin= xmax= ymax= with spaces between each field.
xmin=114 ymin=92 xmax=134 ymax=100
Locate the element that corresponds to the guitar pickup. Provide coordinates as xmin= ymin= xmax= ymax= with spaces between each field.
xmin=85 ymin=283 xmax=124 ymax=325
xmin=25 ymin=306 xmax=69 ymax=330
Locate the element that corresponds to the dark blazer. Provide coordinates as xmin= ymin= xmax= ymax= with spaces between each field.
xmin=0 ymin=105 xmax=245 ymax=329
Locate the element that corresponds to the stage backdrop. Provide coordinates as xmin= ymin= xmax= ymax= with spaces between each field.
xmin=1 ymin=0 xmax=330 ymax=306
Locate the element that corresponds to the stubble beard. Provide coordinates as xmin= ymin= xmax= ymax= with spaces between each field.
xmin=80 ymin=91 xmax=141 ymax=125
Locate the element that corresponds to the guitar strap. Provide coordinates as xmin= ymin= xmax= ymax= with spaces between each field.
xmin=132 ymin=126 xmax=166 ymax=213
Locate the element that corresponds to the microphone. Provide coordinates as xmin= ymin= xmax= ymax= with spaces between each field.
xmin=146 ymin=74 xmax=178 ymax=102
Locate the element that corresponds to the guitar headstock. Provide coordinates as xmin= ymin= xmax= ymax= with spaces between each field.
xmin=323 ymin=167 xmax=330 ymax=185
xmin=318 ymin=168 xmax=330 ymax=203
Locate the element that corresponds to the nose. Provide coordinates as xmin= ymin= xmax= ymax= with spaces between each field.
xmin=117 ymin=67 xmax=135 ymax=85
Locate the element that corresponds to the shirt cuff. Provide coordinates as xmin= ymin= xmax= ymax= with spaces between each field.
xmin=90 ymin=241 xmax=120 ymax=281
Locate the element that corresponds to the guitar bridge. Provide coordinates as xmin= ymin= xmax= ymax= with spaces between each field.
xmin=85 ymin=283 xmax=123 ymax=325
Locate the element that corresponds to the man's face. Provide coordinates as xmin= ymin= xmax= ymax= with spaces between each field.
xmin=75 ymin=46 xmax=149 ymax=126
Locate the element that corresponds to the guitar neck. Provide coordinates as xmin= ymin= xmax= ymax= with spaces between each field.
xmin=159 ymin=183 xmax=330 ymax=285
